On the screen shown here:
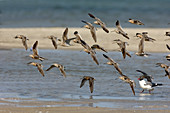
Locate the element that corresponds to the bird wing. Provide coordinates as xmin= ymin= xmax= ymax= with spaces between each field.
xmin=103 ymin=54 xmax=114 ymax=63
xmin=37 ymin=64 xmax=45 ymax=77
xmin=116 ymin=20 xmax=125 ymax=34
xmin=88 ymin=13 xmax=109 ymax=33
xmin=166 ymin=44 xmax=170 ymax=50
xmin=126 ymin=51 xmax=131 ymax=57
xmin=80 ymin=78 xmax=88 ymax=88
xmin=114 ymin=63 xmax=123 ymax=76
xmin=22 ymin=37 xmax=28 ymax=50
xmin=52 ymin=39 xmax=57 ymax=49
xmin=91 ymin=44 xmax=107 ymax=53
xmin=32 ymin=41 xmax=39 ymax=56
xmin=46 ymin=65 xmax=56 ymax=71
xmin=89 ymin=78 xmax=94 ymax=93
xmin=90 ymin=51 xmax=99 ymax=65
xmin=65 ymin=37 xmax=76 ymax=45
xmin=136 ymin=70 xmax=152 ymax=82
xmin=59 ymin=65 xmax=66 ymax=78
xmin=121 ymin=42 xmax=126 ymax=59
xmin=62 ymin=27 xmax=68 ymax=43
xmin=129 ymin=82 xmax=135 ymax=96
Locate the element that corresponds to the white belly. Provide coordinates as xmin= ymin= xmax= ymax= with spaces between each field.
xmin=139 ymin=80 xmax=153 ymax=91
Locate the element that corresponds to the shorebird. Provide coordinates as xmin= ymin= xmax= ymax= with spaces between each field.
xmin=27 ymin=62 xmax=45 ymax=77
xmin=136 ymin=70 xmax=153 ymax=83
xmin=48 ymin=35 xmax=58 ymax=49
xmin=103 ymin=54 xmax=136 ymax=95
xmin=61 ymin=27 xmax=76 ymax=47
xmin=128 ymin=18 xmax=144 ymax=25
xmin=91 ymin=44 xmax=107 ymax=53
xmin=81 ymin=20 xmax=97 ymax=42
xmin=136 ymin=32 xmax=156 ymax=42
xmin=113 ymin=39 xmax=131 ymax=59
xmin=156 ymin=63 xmax=170 ymax=79
xmin=119 ymin=75 xmax=136 ymax=96
xmin=80 ymin=76 xmax=95 ymax=93
xmin=114 ymin=20 xmax=130 ymax=39
xmin=15 ymin=35 xmax=29 ymax=50
xmin=46 ymin=63 xmax=66 ymax=78
xmin=88 ymin=13 xmax=109 ymax=33
xmin=29 ymin=41 xmax=47 ymax=61
xmin=137 ymin=70 xmax=162 ymax=94
xmin=103 ymin=54 xmax=123 ymax=75
xmin=74 ymin=31 xmax=99 ymax=65
xmin=135 ymin=34 xmax=149 ymax=57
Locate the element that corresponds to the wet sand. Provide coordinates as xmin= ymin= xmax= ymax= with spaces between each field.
xmin=0 ymin=27 xmax=170 ymax=52
xmin=0 ymin=98 xmax=170 ymax=113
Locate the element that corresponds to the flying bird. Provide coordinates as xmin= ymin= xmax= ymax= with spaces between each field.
xmin=29 ymin=41 xmax=47 ymax=61
xmin=136 ymin=32 xmax=156 ymax=42
xmin=46 ymin=63 xmax=66 ymax=78
xmin=15 ymin=35 xmax=29 ymax=50
xmin=156 ymin=63 xmax=170 ymax=79
xmin=114 ymin=20 xmax=130 ymax=39
xmin=48 ymin=35 xmax=58 ymax=49
xmin=128 ymin=18 xmax=144 ymax=25
xmin=61 ymin=28 xmax=76 ymax=46
xmin=137 ymin=70 xmax=162 ymax=94
xmin=113 ymin=39 xmax=131 ymax=59
xmin=103 ymin=54 xmax=123 ymax=75
xmin=82 ymin=20 xmax=97 ymax=42
xmin=80 ymin=76 xmax=95 ymax=93
xmin=103 ymin=54 xmax=136 ymax=95
xmin=135 ymin=35 xmax=149 ymax=57
xmin=74 ymin=31 xmax=99 ymax=65
xmin=119 ymin=75 xmax=136 ymax=96
xmin=136 ymin=70 xmax=153 ymax=83
xmin=88 ymin=13 xmax=109 ymax=33
xmin=27 ymin=62 xmax=45 ymax=77
xmin=91 ymin=44 xmax=107 ymax=53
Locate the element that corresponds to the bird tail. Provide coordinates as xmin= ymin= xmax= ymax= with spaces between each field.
xmin=153 ymin=83 xmax=163 ymax=87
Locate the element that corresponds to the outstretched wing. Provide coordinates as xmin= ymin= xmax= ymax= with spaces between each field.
xmin=46 ymin=65 xmax=56 ymax=71
xmin=62 ymin=27 xmax=68 ymax=43
xmin=37 ymin=64 xmax=45 ymax=77
xmin=22 ymin=37 xmax=28 ymax=50
xmin=129 ymin=83 xmax=135 ymax=96
xmin=89 ymin=78 xmax=94 ymax=93
xmin=59 ymin=66 xmax=66 ymax=78
xmin=80 ymin=78 xmax=88 ymax=88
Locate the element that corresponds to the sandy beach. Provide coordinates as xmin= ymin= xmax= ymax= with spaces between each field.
xmin=0 ymin=27 xmax=170 ymax=113
xmin=0 ymin=27 xmax=169 ymax=52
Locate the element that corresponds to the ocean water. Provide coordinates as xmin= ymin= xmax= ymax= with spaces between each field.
xmin=0 ymin=49 xmax=170 ymax=108
xmin=0 ymin=0 xmax=170 ymax=28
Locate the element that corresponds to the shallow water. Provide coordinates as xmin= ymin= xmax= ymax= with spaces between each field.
xmin=0 ymin=49 xmax=170 ymax=109
xmin=0 ymin=0 xmax=170 ymax=28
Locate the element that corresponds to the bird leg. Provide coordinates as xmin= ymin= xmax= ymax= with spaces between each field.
xmin=149 ymin=90 xmax=151 ymax=94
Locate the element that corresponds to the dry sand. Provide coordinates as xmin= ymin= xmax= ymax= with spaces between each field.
xmin=0 ymin=27 xmax=170 ymax=113
xmin=0 ymin=27 xmax=170 ymax=53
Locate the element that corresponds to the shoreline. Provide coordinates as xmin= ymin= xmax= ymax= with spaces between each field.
xmin=0 ymin=97 xmax=169 ymax=113
xmin=0 ymin=27 xmax=170 ymax=53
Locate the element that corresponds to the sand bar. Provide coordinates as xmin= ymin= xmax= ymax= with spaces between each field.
xmin=0 ymin=27 xmax=169 ymax=52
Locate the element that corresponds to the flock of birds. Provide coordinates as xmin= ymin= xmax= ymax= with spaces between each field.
xmin=14 ymin=13 xmax=170 ymax=96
